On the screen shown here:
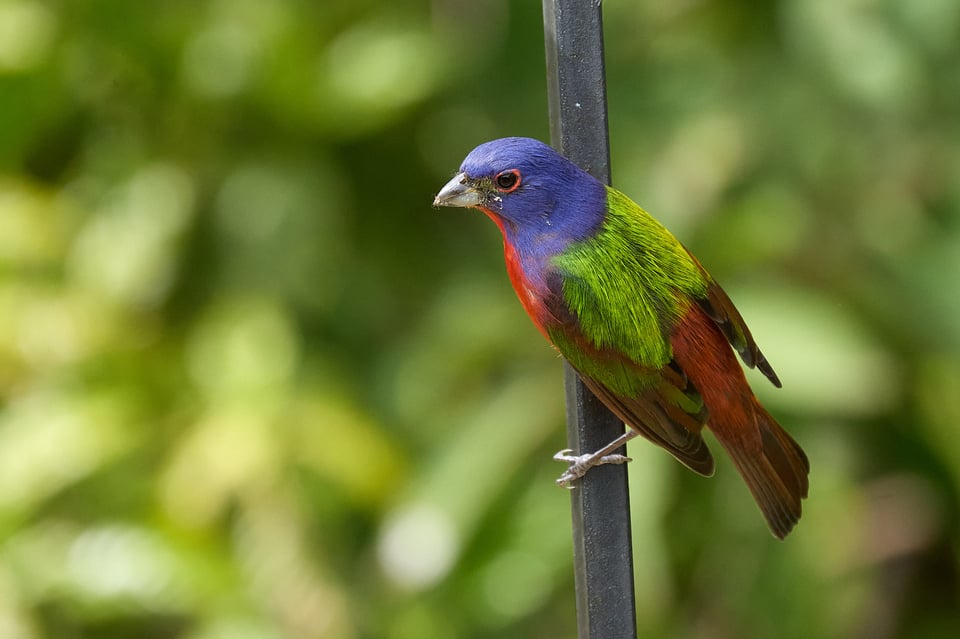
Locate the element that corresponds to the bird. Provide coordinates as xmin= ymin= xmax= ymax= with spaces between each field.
xmin=433 ymin=137 xmax=809 ymax=539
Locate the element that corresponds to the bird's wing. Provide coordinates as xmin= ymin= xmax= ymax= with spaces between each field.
xmin=685 ymin=251 xmax=781 ymax=388
xmin=543 ymin=273 xmax=715 ymax=476
xmin=573 ymin=361 xmax=716 ymax=476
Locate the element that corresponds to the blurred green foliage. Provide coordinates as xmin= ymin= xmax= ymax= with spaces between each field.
xmin=0 ymin=0 xmax=958 ymax=637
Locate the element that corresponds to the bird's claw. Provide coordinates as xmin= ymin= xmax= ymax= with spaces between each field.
xmin=553 ymin=448 xmax=632 ymax=488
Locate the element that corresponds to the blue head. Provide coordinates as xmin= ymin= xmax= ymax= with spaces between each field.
xmin=434 ymin=137 xmax=606 ymax=251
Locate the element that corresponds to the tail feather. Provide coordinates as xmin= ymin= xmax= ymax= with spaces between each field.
xmin=719 ymin=406 xmax=809 ymax=539
xmin=667 ymin=299 xmax=809 ymax=537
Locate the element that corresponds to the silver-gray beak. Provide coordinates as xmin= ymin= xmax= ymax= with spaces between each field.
xmin=433 ymin=172 xmax=481 ymax=208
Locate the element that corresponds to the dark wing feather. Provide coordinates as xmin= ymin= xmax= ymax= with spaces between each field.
xmin=572 ymin=364 xmax=716 ymax=477
xmin=687 ymin=253 xmax=781 ymax=387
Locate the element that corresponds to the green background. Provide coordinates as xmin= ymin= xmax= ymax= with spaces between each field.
xmin=1 ymin=0 xmax=959 ymax=637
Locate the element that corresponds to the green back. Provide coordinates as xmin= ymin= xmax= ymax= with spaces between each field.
xmin=548 ymin=187 xmax=709 ymax=394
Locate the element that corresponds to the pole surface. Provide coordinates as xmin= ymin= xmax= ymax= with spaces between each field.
xmin=542 ymin=1 xmax=639 ymax=638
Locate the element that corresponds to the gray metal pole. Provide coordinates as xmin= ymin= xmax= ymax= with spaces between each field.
xmin=542 ymin=1 xmax=639 ymax=638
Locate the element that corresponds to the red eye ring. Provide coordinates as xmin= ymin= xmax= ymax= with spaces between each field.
xmin=494 ymin=170 xmax=521 ymax=193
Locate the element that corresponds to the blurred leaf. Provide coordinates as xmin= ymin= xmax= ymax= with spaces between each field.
xmin=0 ymin=0 xmax=957 ymax=637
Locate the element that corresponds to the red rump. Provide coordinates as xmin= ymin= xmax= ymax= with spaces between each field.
xmin=670 ymin=304 xmax=756 ymax=448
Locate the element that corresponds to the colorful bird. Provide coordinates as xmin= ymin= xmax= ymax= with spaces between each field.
xmin=434 ymin=137 xmax=809 ymax=538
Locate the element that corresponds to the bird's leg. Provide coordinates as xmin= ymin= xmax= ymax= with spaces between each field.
xmin=554 ymin=430 xmax=639 ymax=488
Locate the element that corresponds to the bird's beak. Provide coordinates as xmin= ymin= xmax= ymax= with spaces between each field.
xmin=433 ymin=173 xmax=481 ymax=208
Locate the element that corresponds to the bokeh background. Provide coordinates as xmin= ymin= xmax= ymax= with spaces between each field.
xmin=1 ymin=0 xmax=959 ymax=637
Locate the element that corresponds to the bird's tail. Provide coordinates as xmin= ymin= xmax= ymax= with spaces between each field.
xmin=718 ymin=402 xmax=809 ymax=539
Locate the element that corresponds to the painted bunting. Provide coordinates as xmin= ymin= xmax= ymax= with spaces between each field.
xmin=433 ymin=137 xmax=809 ymax=538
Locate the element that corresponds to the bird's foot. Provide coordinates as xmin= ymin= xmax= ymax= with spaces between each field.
xmin=553 ymin=448 xmax=632 ymax=488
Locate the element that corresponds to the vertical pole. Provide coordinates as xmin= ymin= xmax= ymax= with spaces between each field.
xmin=542 ymin=2 xmax=639 ymax=638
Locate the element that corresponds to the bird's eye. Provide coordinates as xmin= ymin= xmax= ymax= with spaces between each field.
xmin=494 ymin=170 xmax=521 ymax=192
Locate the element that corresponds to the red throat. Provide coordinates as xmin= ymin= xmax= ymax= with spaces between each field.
xmin=479 ymin=207 xmax=551 ymax=340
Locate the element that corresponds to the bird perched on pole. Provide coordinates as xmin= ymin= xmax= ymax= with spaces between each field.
xmin=433 ymin=137 xmax=809 ymax=539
